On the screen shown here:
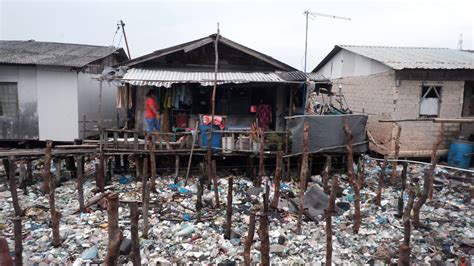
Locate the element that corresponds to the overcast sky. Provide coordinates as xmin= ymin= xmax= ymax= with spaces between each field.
xmin=1 ymin=0 xmax=472 ymax=71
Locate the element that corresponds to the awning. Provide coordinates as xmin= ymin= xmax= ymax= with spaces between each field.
xmin=121 ymin=68 xmax=330 ymax=88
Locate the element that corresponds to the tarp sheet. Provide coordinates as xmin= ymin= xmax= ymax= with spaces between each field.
xmin=287 ymin=115 xmax=368 ymax=154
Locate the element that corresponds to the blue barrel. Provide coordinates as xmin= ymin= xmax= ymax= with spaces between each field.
xmin=447 ymin=140 xmax=473 ymax=169
xmin=199 ymin=124 xmax=222 ymax=151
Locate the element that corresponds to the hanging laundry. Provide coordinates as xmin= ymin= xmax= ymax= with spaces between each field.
xmin=257 ymin=104 xmax=272 ymax=130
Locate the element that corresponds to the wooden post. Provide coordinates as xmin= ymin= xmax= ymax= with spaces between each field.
xmin=353 ymin=158 xmax=363 ymax=234
xmin=19 ymin=161 xmax=27 ymax=194
xmin=105 ymin=193 xmax=122 ymax=266
xmin=212 ymin=160 xmax=220 ymax=208
xmin=296 ymin=122 xmax=309 ymax=235
xmin=43 ymin=141 xmax=61 ymax=247
xmin=413 ymin=123 xmax=444 ymax=227
xmin=129 ymin=202 xmax=141 ymax=266
xmin=149 ymin=134 xmax=157 ymax=193
xmin=142 ymin=157 xmax=150 ymax=239
xmin=8 ymin=157 xmax=21 ymax=217
xmin=196 ymin=174 xmax=204 ymax=221
xmin=398 ymin=162 xmax=408 ymax=217
xmin=208 ymin=26 xmax=220 ymax=190
xmin=97 ymin=156 xmax=105 ymax=192
xmin=390 ymin=124 xmax=402 ymax=185
xmin=343 ymin=118 xmax=361 ymax=233
xmin=259 ymin=181 xmax=270 ymax=266
xmin=25 ymin=160 xmax=33 ymax=193
xmin=399 ymin=187 xmax=415 ymax=266
xmin=322 ymin=155 xmax=331 ymax=195
xmin=136 ymin=155 xmax=143 ymax=182
xmin=206 ymin=131 xmax=212 ymax=190
xmin=224 ymin=176 xmax=233 ymax=239
xmin=257 ymin=129 xmax=265 ymax=186
xmin=12 ymin=217 xmax=22 ymax=266
xmin=174 ymin=155 xmax=180 ymax=183
xmin=243 ymin=208 xmax=257 ymax=266
xmin=76 ymin=156 xmax=85 ymax=213
xmin=375 ymin=155 xmax=388 ymax=206
xmin=0 ymin=237 xmax=13 ymax=265
xmin=325 ymin=173 xmax=337 ymax=266
xmin=271 ymin=152 xmax=283 ymax=209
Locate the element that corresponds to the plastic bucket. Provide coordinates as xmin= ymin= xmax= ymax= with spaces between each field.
xmin=447 ymin=140 xmax=473 ymax=169
xmin=199 ymin=124 xmax=222 ymax=151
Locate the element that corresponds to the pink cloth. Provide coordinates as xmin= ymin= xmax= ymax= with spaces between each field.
xmin=257 ymin=104 xmax=272 ymax=130
xmin=202 ymin=115 xmax=225 ymax=129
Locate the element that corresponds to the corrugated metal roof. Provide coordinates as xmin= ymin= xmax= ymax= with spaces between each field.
xmin=0 ymin=40 xmax=126 ymax=67
xmin=123 ymin=68 xmax=291 ymax=87
xmin=339 ymin=45 xmax=474 ymax=70
xmin=277 ymin=71 xmax=329 ymax=82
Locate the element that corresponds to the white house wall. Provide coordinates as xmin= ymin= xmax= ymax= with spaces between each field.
xmin=0 ymin=65 xmax=39 ymax=140
xmin=77 ymin=73 xmax=122 ymax=138
xmin=37 ymin=67 xmax=79 ymax=141
xmin=317 ymin=50 xmax=391 ymax=79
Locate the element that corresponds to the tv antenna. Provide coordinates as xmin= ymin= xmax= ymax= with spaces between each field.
xmin=303 ymin=11 xmax=351 ymax=73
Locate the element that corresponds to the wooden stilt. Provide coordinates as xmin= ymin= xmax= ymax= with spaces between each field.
xmin=0 ymin=237 xmax=13 ymax=265
xmin=8 ymin=157 xmax=21 ymax=217
xmin=142 ymin=157 xmax=150 ymax=239
xmin=243 ymin=208 xmax=256 ymax=266
xmin=206 ymin=131 xmax=212 ymax=190
xmin=296 ymin=122 xmax=309 ymax=235
xmin=129 ymin=202 xmax=141 ymax=266
xmin=322 ymin=155 xmax=332 ymax=195
xmin=76 ymin=156 xmax=85 ymax=213
xmin=399 ymin=187 xmax=415 ymax=266
xmin=12 ymin=217 xmax=22 ymax=266
xmin=325 ymin=173 xmax=337 ymax=266
xmin=390 ymin=124 xmax=402 ymax=185
xmin=97 ymin=155 xmax=105 ymax=192
xmin=224 ymin=176 xmax=233 ymax=239
xmin=271 ymin=151 xmax=283 ymax=209
xmin=413 ymin=123 xmax=444 ymax=227
xmin=343 ymin=119 xmax=361 ymax=234
xmin=259 ymin=181 xmax=270 ymax=266
xmin=174 ymin=155 xmax=180 ymax=183
xmin=257 ymin=129 xmax=265 ymax=186
xmin=105 ymin=192 xmax=122 ymax=266
xmin=212 ymin=160 xmax=220 ymax=208
xmin=149 ymin=134 xmax=157 ymax=192
xmin=43 ymin=141 xmax=61 ymax=247
xmin=55 ymin=158 xmax=61 ymax=184
xmin=375 ymin=155 xmax=388 ymax=206
xmin=19 ymin=161 xmax=27 ymax=195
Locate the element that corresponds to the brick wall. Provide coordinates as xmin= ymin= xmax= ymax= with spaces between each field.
xmin=331 ymin=71 xmax=397 ymax=153
xmin=393 ymin=80 xmax=464 ymax=155
xmin=329 ymin=72 xmax=465 ymax=157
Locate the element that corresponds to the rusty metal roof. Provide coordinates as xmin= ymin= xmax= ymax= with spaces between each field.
xmin=0 ymin=40 xmax=127 ymax=68
xmin=123 ymin=68 xmax=287 ymax=87
xmin=122 ymin=68 xmax=330 ymax=87
xmin=314 ymin=45 xmax=474 ymax=72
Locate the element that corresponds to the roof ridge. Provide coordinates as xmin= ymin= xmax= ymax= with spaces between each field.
xmin=339 ymin=44 xmax=452 ymax=50
xmin=0 ymin=39 xmax=119 ymax=49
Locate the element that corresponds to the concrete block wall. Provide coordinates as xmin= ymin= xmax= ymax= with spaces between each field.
xmin=331 ymin=71 xmax=397 ymax=152
xmin=393 ymin=80 xmax=464 ymax=155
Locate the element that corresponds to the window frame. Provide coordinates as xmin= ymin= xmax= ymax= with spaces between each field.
xmin=0 ymin=82 xmax=19 ymax=117
xmin=419 ymin=85 xmax=442 ymax=118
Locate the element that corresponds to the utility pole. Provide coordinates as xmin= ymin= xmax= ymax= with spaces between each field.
xmin=120 ymin=20 xmax=132 ymax=59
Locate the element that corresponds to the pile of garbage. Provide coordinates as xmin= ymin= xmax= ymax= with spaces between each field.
xmin=0 ymin=158 xmax=472 ymax=264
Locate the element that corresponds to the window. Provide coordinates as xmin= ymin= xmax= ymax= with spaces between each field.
xmin=419 ymin=85 xmax=441 ymax=117
xmin=0 ymin=82 xmax=19 ymax=116
xmin=462 ymin=82 xmax=474 ymax=116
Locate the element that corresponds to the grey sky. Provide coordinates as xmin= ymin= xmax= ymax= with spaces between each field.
xmin=1 ymin=0 xmax=473 ymax=71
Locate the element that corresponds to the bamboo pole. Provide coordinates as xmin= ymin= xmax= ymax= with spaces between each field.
xmin=76 ymin=155 xmax=85 ymax=213
xmin=8 ymin=157 xmax=21 ymax=217
xmin=325 ymin=173 xmax=338 ymax=266
xmin=105 ymin=193 xmax=122 ymax=266
xmin=296 ymin=122 xmax=309 ymax=235
xmin=413 ymin=123 xmax=444 ymax=227
xmin=271 ymin=151 xmax=283 ymax=209
xmin=129 ymin=202 xmax=141 ymax=266
xmin=224 ymin=176 xmax=233 ymax=239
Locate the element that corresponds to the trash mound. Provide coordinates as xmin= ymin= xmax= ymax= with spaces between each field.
xmin=0 ymin=158 xmax=472 ymax=264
